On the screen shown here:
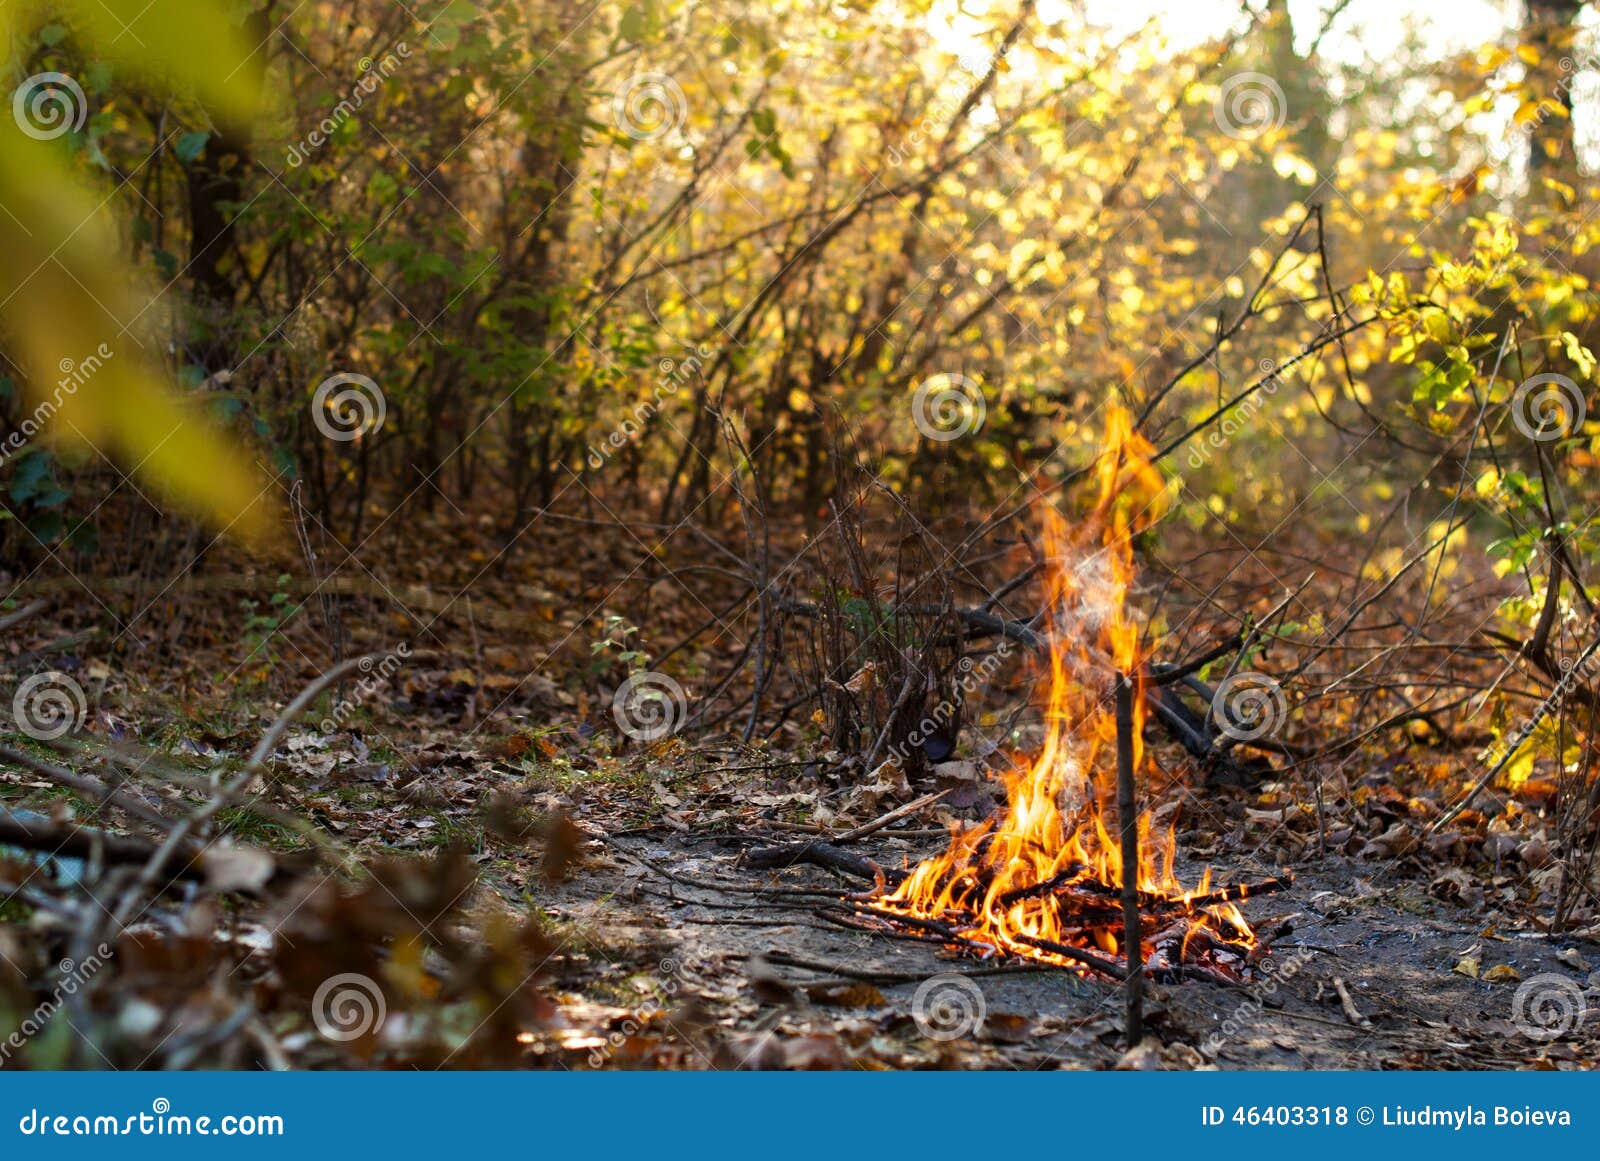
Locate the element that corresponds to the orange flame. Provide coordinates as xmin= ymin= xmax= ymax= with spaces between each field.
xmin=878 ymin=405 xmax=1253 ymax=971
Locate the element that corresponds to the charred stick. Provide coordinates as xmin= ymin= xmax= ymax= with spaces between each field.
xmin=816 ymin=908 xmax=971 ymax=948
xmin=1147 ymin=686 xmax=1212 ymax=758
xmin=1180 ymin=874 xmax=1292 ymax=909
xmin=834 ymin=788 xmax=952 ymax=844
xmin=841 ymin=901 xmax=963 ymax=940
xmin=1116 ymin=672 xmax=1144 ymax=1044
xmin=741 ymin=840 xmax=905 ymax=884
xmin=1149 ymin=634 xmax=1242 ymax=687
xmin=1333 ymin=976 xmax=1373 ymax=1029
xmin=994 ymin=863 xmax=1089 ymax=907
xmin=0 ymin=598 xmax=50 ymax=633
xmin=1153 ymin=963 xmax=1250 ymax=988
xmin=1012 ymin=933 xmax=1127 ymax=977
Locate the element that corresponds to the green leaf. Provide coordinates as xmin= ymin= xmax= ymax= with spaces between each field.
xmin=174 ymin=130 xmax=210 ymax=164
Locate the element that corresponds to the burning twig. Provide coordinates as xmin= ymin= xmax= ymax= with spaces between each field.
xmin=1011 ymin=933 xmax=1127 ymax=977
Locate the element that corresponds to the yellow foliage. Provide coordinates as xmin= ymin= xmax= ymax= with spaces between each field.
xmin=0 ymin=1 xmax=276 ymax=542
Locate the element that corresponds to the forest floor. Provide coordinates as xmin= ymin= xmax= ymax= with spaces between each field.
xmin=535 ymin=828 xmax=1596 ymax=1070
xmin=2 ymin=522 xmax=1597 ymax=1070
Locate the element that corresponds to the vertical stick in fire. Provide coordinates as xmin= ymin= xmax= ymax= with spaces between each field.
xmin=1115 ymin=671 xmax=1143 ymax=1044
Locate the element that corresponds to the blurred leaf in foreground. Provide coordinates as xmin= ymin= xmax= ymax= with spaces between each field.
xmin=0 ymin=1 xmax=277 ymax=543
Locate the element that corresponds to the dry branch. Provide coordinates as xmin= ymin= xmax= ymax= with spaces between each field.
xmin=741 ymin=840 xmax=902 ymax=884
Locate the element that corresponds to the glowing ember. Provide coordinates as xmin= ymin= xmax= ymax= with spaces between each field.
xmin=868 ymin=405 xmax=1261 ymax=979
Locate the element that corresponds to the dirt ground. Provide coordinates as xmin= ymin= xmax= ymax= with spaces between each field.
xmin=503 ymin=823 xmax=1600 ymax=1071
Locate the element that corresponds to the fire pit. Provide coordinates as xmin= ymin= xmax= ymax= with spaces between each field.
xmin=832 ymin=408 xmax=1287 ymax=1017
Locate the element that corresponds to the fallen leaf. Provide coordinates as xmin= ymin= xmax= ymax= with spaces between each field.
xmin=1556 ymin=948 xmax=1590 ymax=972
xmin=199 ymin=843 xmax=275 ymax=892
xmin=982 ymin=1012 xmax=1033 ymax=1043
xmin=541 ymin=813 xmax=584 ymax=883
xmin=805 ymin=982 xmax=886 ymax=1008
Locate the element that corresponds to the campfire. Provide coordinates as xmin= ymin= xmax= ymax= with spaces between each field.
xmin=849 ymin=406 xmax=1279 ymax=990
